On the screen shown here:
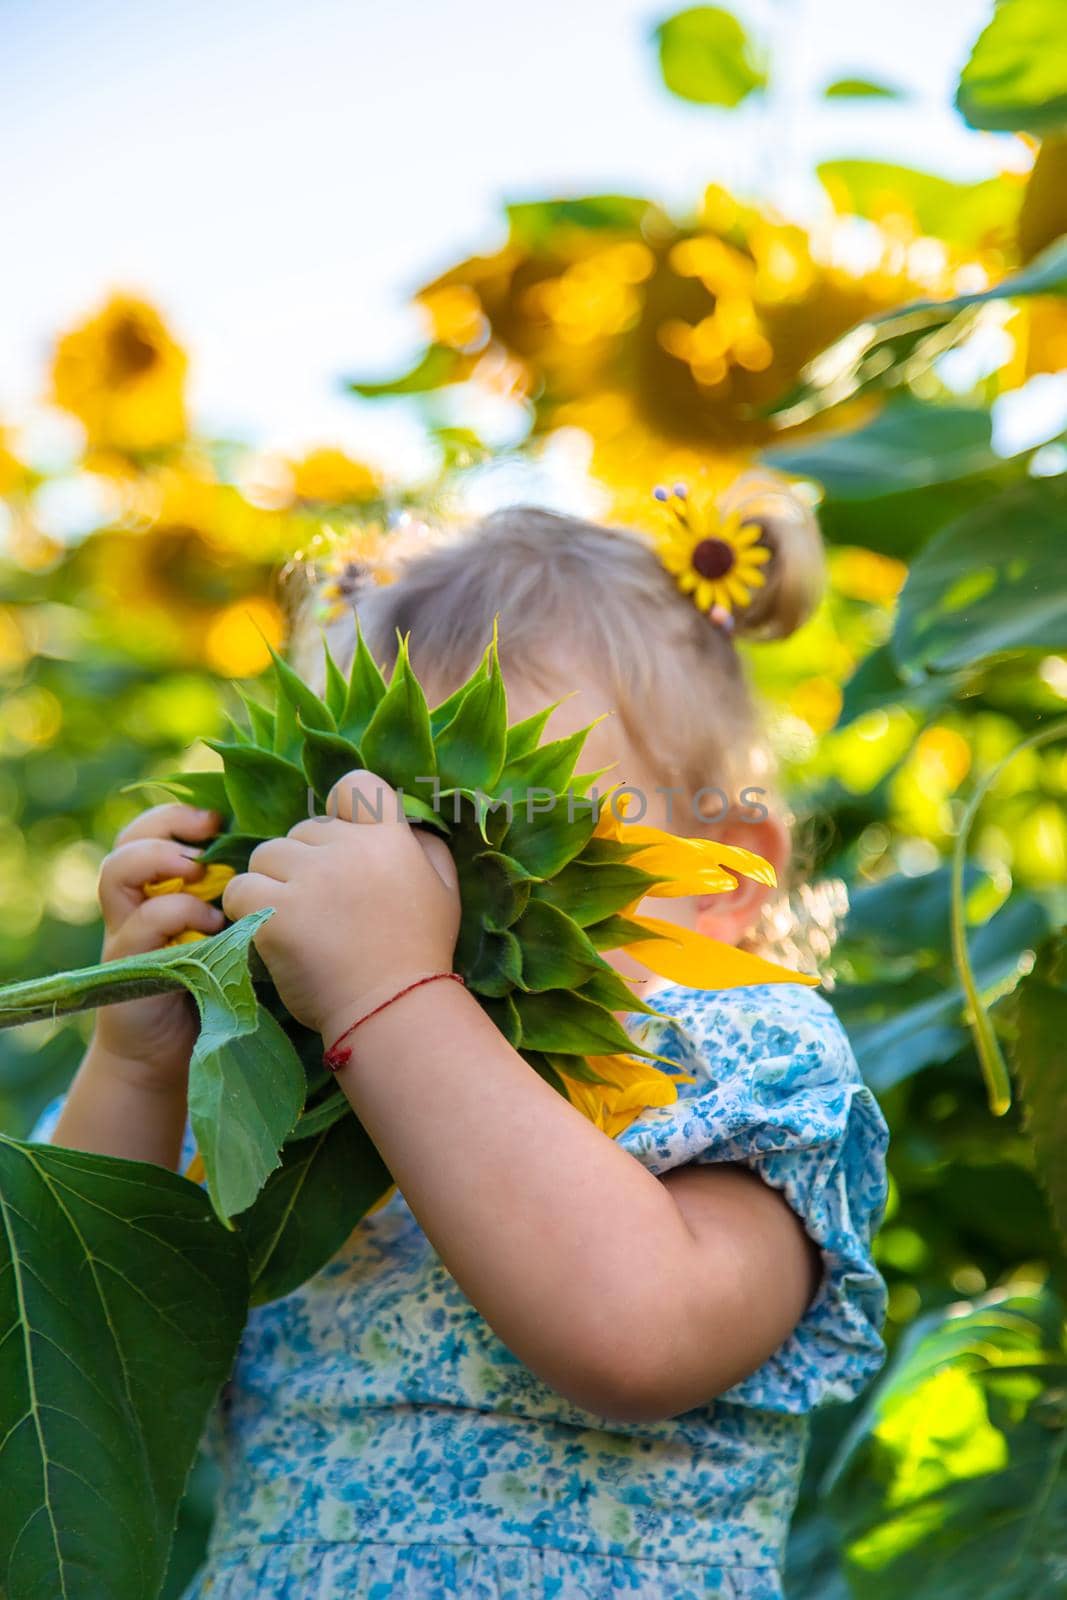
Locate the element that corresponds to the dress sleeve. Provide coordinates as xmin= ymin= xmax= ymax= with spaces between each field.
xmin=617 ymin=982 xmax=889 ymax=1414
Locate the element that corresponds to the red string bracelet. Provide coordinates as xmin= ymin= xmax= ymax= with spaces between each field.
xmin=323 ymin=972 xmax=465 ymax=1071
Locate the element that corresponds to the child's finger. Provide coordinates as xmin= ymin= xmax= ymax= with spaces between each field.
xmin=325 ymin=769 xmax=402 ymax=826
xmin=115 ymin=804 xmax=221 ymax=849
xmin=246 ymin=837 xmax=308 ymax=881
xmin=109 ymin=893 xmax=226 ymax=956
xmin=99 ymin=838 xmax=207 ymax=927
xmin=221 ymin=871 xmax=279 ymax=924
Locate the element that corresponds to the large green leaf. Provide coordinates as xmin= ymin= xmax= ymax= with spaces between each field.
xmin=956 ymin=0 xmax=1067 ymax=133
xmin=239 ymin=1113 xmax=391 ymax=1305
xmin=770 ymin=235 xmax=1067 ymax=425
xmin=825 ymin=1288 xmax=1067 ymax=1600
xmin=764 ymin=401 xmax=1001 ymax=501
xmin=892 ymin=478 xmax=1067 ymax=676
xmin=1004 ymin=936 xmax=1067 ymax=1252
xmin=654 ymin=6 xmax=767 ymax=106
xmin=187 ymin=998 xmax=306 ymax=1225
xmin=837 ymin=894 xmax=1051 ymax=1091
xmin=0 ymin=1138 xmax=248 ymax=1600
xmin=0 ymin=913 xmax=308 ymax=1225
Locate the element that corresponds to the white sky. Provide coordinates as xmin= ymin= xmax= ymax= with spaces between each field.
xmin=1 ymin=0 xmax=1015 ymax=473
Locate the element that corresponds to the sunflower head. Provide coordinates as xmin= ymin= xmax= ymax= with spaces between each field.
xmin=650 ymin=481 xmax=771 ymax=626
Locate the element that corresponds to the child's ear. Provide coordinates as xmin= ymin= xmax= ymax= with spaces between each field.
xmin=693 ymin=811 xmax=790 ymax=946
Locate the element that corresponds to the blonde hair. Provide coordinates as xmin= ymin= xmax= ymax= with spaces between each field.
xmin=285 ymin=481 xmax=839 ymax=971
xmin=289 ymin=476 xmax=824 ymax=811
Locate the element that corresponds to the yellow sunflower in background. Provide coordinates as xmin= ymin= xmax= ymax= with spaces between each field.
xmin=86 ymin=468 xmax=292 ymax=674
xmin=287 ymin=448 xmax=382 ymax=507
xmin=51 ymin=293 xmax=188 ymax=459
xmin=652 ymin=483 xmax=770 ymax=617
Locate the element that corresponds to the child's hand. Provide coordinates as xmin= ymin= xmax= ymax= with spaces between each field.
xmin=92 ymin=804 xmax=225 ymax=1082
xmin=222 ymin=770 xmax=461 ymax=1042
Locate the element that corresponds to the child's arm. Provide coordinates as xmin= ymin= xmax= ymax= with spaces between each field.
xmin=224 ymin=772 xmax=821 ymax=1423
xmin=52 ymin=804 xmax=224 ymax=1168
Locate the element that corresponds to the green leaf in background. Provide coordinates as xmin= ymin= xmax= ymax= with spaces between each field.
xmin=816 ymin=161 xmax=1019 ymax=249
xmin=1004 ymin=935 xmax=1067 ymax=1251
xmin=239 ymin=1112 xmax=392 ymax=1305
xmin=346 ymin=343 xmax=463 ymax=397
xmin=836 ymin=643 xmax=967 ymax=727
xmin=764 ymin=400 xmax=1002 ymax=500
xmin=0 ymin=1138 xmax=248 ymax=1600
xmin=837 ymin=892 xmax=1051 ymax=1092
xmin=770 ymin=235 xmax=1067 ymax=425
xmin=763 ymin=398 xmax=1027 ymax=562
xmin=825 ymin=1288 xmax=1067 ymax=1600
xmin=823 ymin=78 xmax=905 ymax=100
xmin=505 ymin=195 xmax=660 ymax=250
xmin=956 ymin=0 xmax=1067 ymax=133
xmin=653 ymin=6 xmax=767 ymax=107
xmin=892 ymin=478 xmax=1067 ymax=675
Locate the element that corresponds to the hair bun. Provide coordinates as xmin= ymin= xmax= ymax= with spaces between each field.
xmin=721 ymin=471 xmax=825 ymax=642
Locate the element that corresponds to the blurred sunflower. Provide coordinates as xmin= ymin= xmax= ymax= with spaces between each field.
xmin=84 ymin=469 xmax=292 ymax=674
xmin=0 ymin=428 xmax=33 ymax=499
xmin=390 ymin=179 xmax=1027 ymax=505
xmin=287 ymin=448 xmax=382 ymax=507
xmin=51 ymin=294 xmax=188 ymax=459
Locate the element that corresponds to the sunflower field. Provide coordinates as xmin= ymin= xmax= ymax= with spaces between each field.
xmin=2 ymin=2 xmax=1067 ymax=1596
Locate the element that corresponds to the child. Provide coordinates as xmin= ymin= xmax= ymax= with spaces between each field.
xmin=40 ymin=487 xmax=888 ymax=1600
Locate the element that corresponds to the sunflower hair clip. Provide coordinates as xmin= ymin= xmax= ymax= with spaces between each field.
xmin=650 ymin=482 xmax=771 ymax=632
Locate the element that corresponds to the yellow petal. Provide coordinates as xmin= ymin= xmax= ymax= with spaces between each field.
xmin=623 ymin=914 xmax=819 ymax=990
xmin=628 ymin=829 xmax=777 ymax=889
xmin=165 ymin=929 xmax=209 ymax=946
xmin=143 ymin=862 xmax=236 ymax=902
xmin=184 ymin=1152 xmax=205 ymax=1183
xmin=557 ymin=1053 xmax=688 ymax=1138
xmin=695 ymin=579 xmax=714 ymax=611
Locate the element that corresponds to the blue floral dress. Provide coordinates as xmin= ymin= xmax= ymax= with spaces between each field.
xmin=35 ymin=982 xmax=888 ymax=1599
